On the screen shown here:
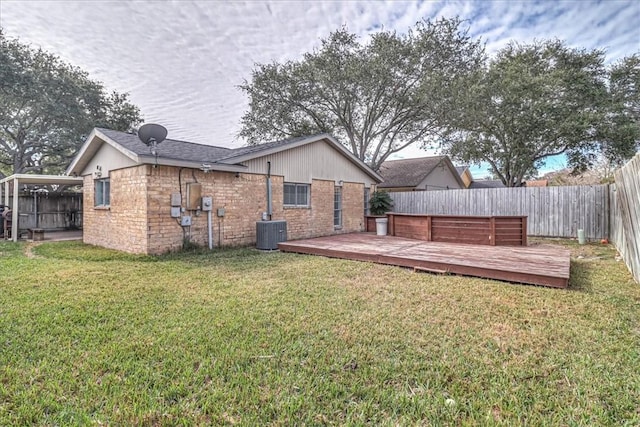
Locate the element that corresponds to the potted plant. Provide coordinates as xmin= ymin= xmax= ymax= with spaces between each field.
xmin=369 ymin=191 xmax=393 ymax=235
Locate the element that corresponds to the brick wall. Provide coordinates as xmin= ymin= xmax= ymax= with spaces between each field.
xmin=84 ymin=166 xmax=367 ymax=254
xmin=283 ymin=179 xmax=365 ymax=240
xmin=145 ymin=167 xmax=274 ymax=254
xmin=83 ymin=165 xmax=149 ymax=253
xmin=342 ymin=182 xmax=366 ymax=232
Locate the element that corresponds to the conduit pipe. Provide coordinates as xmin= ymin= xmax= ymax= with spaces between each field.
xmin=207 ymin=209 xmax=213 ymax=250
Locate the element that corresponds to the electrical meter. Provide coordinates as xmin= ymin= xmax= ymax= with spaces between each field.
xmin=201 ymin=196 xmax=213 ymax=211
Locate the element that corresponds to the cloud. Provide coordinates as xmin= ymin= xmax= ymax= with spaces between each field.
xmin=1 ymin=0 xmax=638 ymax=157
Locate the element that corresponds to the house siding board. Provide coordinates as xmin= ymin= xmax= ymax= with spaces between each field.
xmin=242 ymin=141 xmax=377 ymax=187
xmin=80 ymin=141 xmax=137 ymax=178
xmin=460 ymin=170 xmax=473 ymax=188
xmin=416 ymin=165 xmax=464 ymax=191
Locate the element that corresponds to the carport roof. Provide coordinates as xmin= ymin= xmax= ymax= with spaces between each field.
xmin=0 ymin=174 xmax=84 ymax=186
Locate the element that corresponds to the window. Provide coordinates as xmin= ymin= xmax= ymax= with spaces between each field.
xmin=334 ymin=186 xmax=342 ymax=228
xmin=94 ymin=178 xmax=110 ymax=207
xmin=284 ymin=183 xmax=310 ymax=207
xmin=364 ymin=188 xmax=370 ymax=216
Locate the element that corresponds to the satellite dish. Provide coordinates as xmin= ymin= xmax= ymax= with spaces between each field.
xmin=137 ymin=123 xmax=167 ymax=146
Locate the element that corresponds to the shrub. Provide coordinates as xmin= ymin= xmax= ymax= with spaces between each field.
xmin=369 ymin=191 xmax=393 ymax=215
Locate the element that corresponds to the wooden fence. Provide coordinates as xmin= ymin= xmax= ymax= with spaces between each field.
xmin=610 ymin=154 xmax=640 ymax=283
xmin=389 ymin=185 xmax=610 ymax=240
xmin=3 ymin=193 xmax=82 ymax=230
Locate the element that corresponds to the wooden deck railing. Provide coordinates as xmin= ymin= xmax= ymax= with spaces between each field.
xmin=386 ymin=213 xmax=527 ymax=246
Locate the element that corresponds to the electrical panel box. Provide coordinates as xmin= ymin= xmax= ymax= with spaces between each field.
xmin=170 ymin=193 xmax=181 ymax=207
xmin=186 ymin=183 xmax=202 ymax=210
xmin=217 ymin=208 xmax=225 ymax=217
xmin=181 ymin=216 xmax=192 ymax=226
xmin=170 ymin=207 xmax=180 ymax=218
xmin=201 ymin=196 xmax=213 ymax=211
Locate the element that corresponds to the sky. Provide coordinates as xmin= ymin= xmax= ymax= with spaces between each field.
xmin=1 ymin=0 xmax=639 ymax=177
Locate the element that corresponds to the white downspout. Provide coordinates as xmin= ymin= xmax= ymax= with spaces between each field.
xmin=12 ymin=178 xmax=19 ymax=242
xmin=207 ymin=209 xmax=213 ymax=250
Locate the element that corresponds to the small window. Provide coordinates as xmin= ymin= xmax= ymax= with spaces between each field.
xmin=364 ymin=188 xmax=370 ymax=216
xmin=334 ymin=186 xmax=342 ymax=228
xmin=284 ymin=183 xmax=310 ymax=207
xmin=95 ymin=178 xmax=110 ymax=207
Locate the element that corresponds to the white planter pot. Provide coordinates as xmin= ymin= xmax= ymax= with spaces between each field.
xmin=375 ymin=218 xmax=388 ymax=236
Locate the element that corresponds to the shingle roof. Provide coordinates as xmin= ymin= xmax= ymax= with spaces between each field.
xmin=97 ymin=129 xmax=335 ymax=165
xmin=378 ymin=156 xmax=447 ymax=188
xmin=97 ymin=128 xmax=233 ymax=163
xmin=216 ymin=134 xmax=326 ymax=163
xmin=469 ymin=179 xmax=506 ymax=189
xmin=67 ymin=128 xmax=380 ymax=182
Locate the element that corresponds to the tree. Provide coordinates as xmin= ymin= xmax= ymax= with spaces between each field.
xmin=441 ymin=40 xmax=618 ymax=187
xmin=0 ymin=30 xmax=142 ymax=175
xmin=239 ymin=18 xmax=484 ymax=171
xmin=599 ymin=54 xmax=640 ymax=164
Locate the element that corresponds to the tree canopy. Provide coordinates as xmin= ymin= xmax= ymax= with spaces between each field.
xmin=441 ymin=40 xmax=639 ymax=186
xmin=599 ymin=54 xmax=640 ymax=164
xmin=0 ymin=30 xmax=142 ymax=175
xmin=239 ymin=18 xmax=484 ymax=171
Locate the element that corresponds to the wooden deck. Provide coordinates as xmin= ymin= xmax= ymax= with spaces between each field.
xmin=278 ymin=233 xmax=571 ymax=288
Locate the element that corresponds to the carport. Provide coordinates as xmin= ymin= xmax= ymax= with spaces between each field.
xmin=0 ymin=174 xmax=83 ymax=242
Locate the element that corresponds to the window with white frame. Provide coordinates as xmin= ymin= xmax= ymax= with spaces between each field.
xmin=334 ymin=186 xmax=342 ymax=228
xmin=283 ymin=183 xmax=310 ymax=207
xmin=364 ymin=188 xmax=370 ymax=216
xmin=94 ymin=178 xmax=110 ymax=207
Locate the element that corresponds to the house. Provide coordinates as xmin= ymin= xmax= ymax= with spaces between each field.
xmin=455 ymin=165 xmax=473 ymax=188
xmin=453 ymin=165 xmax=509 ymax=189
xmin=525 ymin=179 xmax=548 ymax=187
xmin=377 ymin=156 xmax=465 ymax=192
xmin=66 ymin=128 xmax=382 ymax=254
xmin=469 ymin=179 xmax=506 ymax=189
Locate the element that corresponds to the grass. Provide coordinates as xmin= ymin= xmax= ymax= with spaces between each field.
xmin=0 ymin=238 xmax=639 ymax=426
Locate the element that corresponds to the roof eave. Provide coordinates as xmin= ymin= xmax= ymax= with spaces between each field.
xmin=66 ymin=128 xmax=141 ymax=176
xmin=137 ymin=156 xmax=248 ymax=172
xmin=0 ymin=174 xmax=84 ymax=186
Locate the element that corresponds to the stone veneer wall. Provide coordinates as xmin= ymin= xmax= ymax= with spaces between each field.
xmin=84 ymin=165 xmax=367 ymax=254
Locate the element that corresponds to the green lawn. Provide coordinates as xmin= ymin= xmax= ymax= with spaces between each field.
xmin=0 ymin=239 xmax=638 ymax=426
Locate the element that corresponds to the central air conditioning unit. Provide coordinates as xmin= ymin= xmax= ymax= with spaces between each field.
xmin=256 ymin=220 xmax=287 ymax=250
